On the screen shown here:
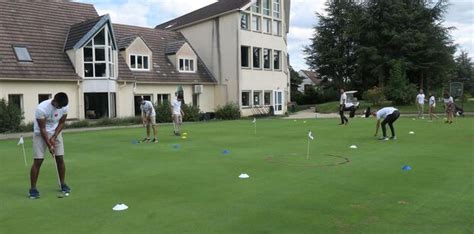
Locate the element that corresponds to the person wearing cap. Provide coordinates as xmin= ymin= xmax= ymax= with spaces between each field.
xmin=372 ymin=107 xmax=400 ymax=141
xmin=139 ymin=97 xmax=158 ymax=143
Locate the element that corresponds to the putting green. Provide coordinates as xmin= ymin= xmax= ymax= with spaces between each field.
xmin=0 ymin=117 xmax=472 ymax=233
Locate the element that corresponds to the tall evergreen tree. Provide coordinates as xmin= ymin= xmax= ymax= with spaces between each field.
xmin=454 ymin=51 xmax=474 ymax=95
xmin=304 ymin=0 xmax=359 ymax=90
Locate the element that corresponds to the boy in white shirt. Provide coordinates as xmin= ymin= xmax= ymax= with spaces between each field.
xmin=428 ymin=92 xmax=439 ymax=121
xmin=372 ymin=107 xmax=400 ymax=141
xmin=416 ymin=89 xmax=426 ymax=119
xmin=443 ymin=91 xmax=454 ymax=124
xmin=29 ymin=92 xmax=70 ymax=199
xmin=339 ymin=88 xmax=348 ymax=125
xmin=171 ymin=94 xmax=185 ymax=136
xmin=140 ymin=97 xmax=158 ymax=143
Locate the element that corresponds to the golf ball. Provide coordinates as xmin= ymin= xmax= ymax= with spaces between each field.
xmin=181 ymin=136 xmax=187 ymax=139
xmin=65 ymin=193 xmax=69 ymax=196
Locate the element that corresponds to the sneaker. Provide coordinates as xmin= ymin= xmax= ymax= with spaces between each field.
xmin=151 ymin=138 xmax=158 ymax=143
xmin=390 ymin=136 xmax=397 ymax=140
xmin=379 ymin=137 xmax=389 ymax=141
xmin=29 ymin=188 xmax=40 ymax=199
xmin=61 ymin=184 xmax=71 ymax=193
xmin=141 ymin=138 xmax=151 ymax=143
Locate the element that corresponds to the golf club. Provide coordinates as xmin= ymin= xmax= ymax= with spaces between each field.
xmin=52 ymin=153 xmax=68 ymax=198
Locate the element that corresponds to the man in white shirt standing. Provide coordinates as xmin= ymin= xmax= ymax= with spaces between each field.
xmin=140 ymin=97 xmax=158 ymax=143
xmin=416 ymin=89 xmax=426 ymax=119
xmin=428 ymin=92 xmax=439 ymax=121
xmin=373 ymin=107 xmax=400 ymax=141
xmin=339 ymin=88 xmax=348 ymax=125
xmin=171 ymin=94 xmax=185 ymax=136
xmin=29 ymin=92 xmax=70 ymax=199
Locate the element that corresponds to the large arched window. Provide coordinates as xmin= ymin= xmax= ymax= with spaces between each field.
xmin=83 ymin=27 xmax=115 ymax=78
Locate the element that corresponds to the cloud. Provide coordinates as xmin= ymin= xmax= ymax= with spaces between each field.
xmin=79 ymin=0 xmax=473 ymax=70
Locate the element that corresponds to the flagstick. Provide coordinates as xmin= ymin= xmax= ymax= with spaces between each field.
xmin=306 ymin=137 xmax=310 ymax=160
xmin=21 ymin=143 xmax=27 ymax=167
xmin=254 ymin=121 xmax=257 ymax=135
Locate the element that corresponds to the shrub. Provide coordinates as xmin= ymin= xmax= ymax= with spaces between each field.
xmin=0 ymin=98 xmax=24 ymax=133
xmin=155 ymin=101 xmax=172 ymax=123
xmin=363 ymin=86 xmax=385 ymax=105
xmin=18 ymin=122 xmax=34 ymax=133
xmin=182 ymin=104 xmax=201 ymax=122
xmin=386 ymin=59 xmax=418 ymax=105
xmin=66 ymin=120 xmax=90 ymax=129
xmin=215 ymin=102 xmax=241 ymax=120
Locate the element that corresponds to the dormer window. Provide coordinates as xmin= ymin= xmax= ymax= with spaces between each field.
xmin=130 ymin=55 xmax=150 ymax=71
xmin=178 ymin=58 xmax=196 ymax=73
xmin=13 ymin=46 xmax=32 ymax=62
xmin=83 ymin=27 xmax=115 ymax=78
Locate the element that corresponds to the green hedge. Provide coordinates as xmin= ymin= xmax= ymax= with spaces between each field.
xmin=215 ymin=102 xmax=241 ymax=120
xmin=0 ymin=99 xmax=24 ymax=133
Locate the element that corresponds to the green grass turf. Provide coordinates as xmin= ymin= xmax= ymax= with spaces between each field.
xmin=0 ymin=117 xmax=473 ymax=233
xmin=315 ymin=100 xmax=474 ymax=113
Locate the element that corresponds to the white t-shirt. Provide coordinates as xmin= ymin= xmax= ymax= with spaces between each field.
xmin=429 ymin=96 xmax=436 ymax=107
xmin=340 ymin=93 xmax=347 ymax=105
xmin=416 ymin=94 xmax=425 ymax=104
xmin=376 ymin=107 xmax=398 ymax=120
xmin=172 ymin=99 xmax=182 ymax=115
xmin=34 ymin=99 xmax=68 ymax=134
xmin=443 ymin=96 xmax=453 ymax=105
xmin=140 ymin=101 xmax=156 ymax=117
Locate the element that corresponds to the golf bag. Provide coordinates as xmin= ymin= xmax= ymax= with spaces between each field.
xmin=455 ymin=105 xmax=464 ymax=117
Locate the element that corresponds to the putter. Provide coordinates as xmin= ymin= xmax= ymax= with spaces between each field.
xmin=52 ymin=153 xmax=68 ymax=198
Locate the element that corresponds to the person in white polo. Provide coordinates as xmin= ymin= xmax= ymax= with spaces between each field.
xmin=339 ymin=88 xmax=349 ymax=125
xmin=140 ymin=97 xmax=158 ymax=143
xmin=171 ymin=94 xmax=185 ymax=136
xmin=416 ymin=89 xmax=426 ymax=119
xmin=29 ymin=92 xmax=70 ymax=199
xmin=372 ymin=107 xmax=401 ymax=140
xmin=428 ymin=91 xmax=439 ymax=121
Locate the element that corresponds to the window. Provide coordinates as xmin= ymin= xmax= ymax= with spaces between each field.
xmin=273 ymin=0 xmax=281 ymax=18
xmin=130 ymin=55 xmax=150 ymax=71
xmin=192 ymin=94 xmax=199 ymax=107
xmin=252 ymin=0 xmax=261 ymax=13
xmin=263 ymin=49 xmax=271 ymax=69
xmin=241 ymin=13 xmax=250 ymax=30
xmin=253 ymin=47 xmax=261 ymax=69
xmin=38 ymin=94 xmax=51 ymax=104
xmin=8 ymin=94 xmax=23 ymax=111
xmin=253 ymin=91 xmax=261 ymax=106
xmin=263 ymin=0 xmax=271 ymax=16
xmin=263 ymin=18 xmax=271 ymax=33
xmin=13 ymin=47 xmax=32 ymax=62
xmin=83 ymin=27 xmax=115 ymax=78
xmin=242 ymin=91 xmax=250 ymax=107
xmin=179 ymin=58 xmax=196 ymax=72
xmin=264 ymin=91 xmax=271 ymax=105
xmin=252 ymin=15 xmax=261 ymax=31
xmin=273 ymin=20 xmax=281 ymax=36
xmin=241 ymin=46 xmax=250 ymax=68
xmin=274 ymin=50 xmax=281 ymax=70
xmin=157 ymin=94 xmax=170 ymax=105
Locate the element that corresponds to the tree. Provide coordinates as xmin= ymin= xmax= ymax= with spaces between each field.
xmin=289 ymin=66 xmax=303 ymax=102
xmin=454 ymin=50 xmax=474 ymax=95
xmin=304 ymin=0 xmax=359 ymax=90
xmin=385 ymin=59 xmax=418 ymax=105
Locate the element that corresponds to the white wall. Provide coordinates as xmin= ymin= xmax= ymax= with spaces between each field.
xmin=0 ymin=80 xmax=81 ymax=123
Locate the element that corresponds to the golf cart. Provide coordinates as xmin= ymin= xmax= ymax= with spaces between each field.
xmin=344 ymin=91 xmax=360 ymax=118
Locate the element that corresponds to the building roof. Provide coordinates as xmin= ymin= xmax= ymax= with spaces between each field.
xmin=114 ymin=24 xmax=217 ymax=84
xmin=0 ymin=2 xmax=98 ymax=81
xmin=300 ymin=70 xmax=321 ymax=85
xmin=165 ymin=40 xmax=186 ymax=55
xmin=155 ymin=0 xmax=251 ymax=30
xmin=64 ymin=16 xmax=103 ymax=51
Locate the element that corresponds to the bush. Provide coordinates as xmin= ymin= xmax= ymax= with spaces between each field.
xmin=215 ymin=102 xmax=241 ymax=120
xmin=18 ymin=122 xmax=34 ymax=133
xmin=363 ymin=86 xmax=385 ymax=105
xmin=386 ymin=59 xmax=418 ymax=105
xmin=155 ymin=101 xmax=172 ymax=123
xmin=67 ymin=120 xmax=90 ymax=129
xmin=182 ymin=104 xmax=201 ymax=122
xmin=0 ymin=98 xmax=24 ymax=133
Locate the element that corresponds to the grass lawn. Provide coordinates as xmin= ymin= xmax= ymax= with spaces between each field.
xmin=314 ymin=100 xmax=474 ymax=113
xmin=0 ymin=117 xmax=473 ymax=233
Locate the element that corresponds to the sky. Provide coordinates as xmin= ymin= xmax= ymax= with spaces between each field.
xmin=78 ymin=0 xmax=473 ymax=71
